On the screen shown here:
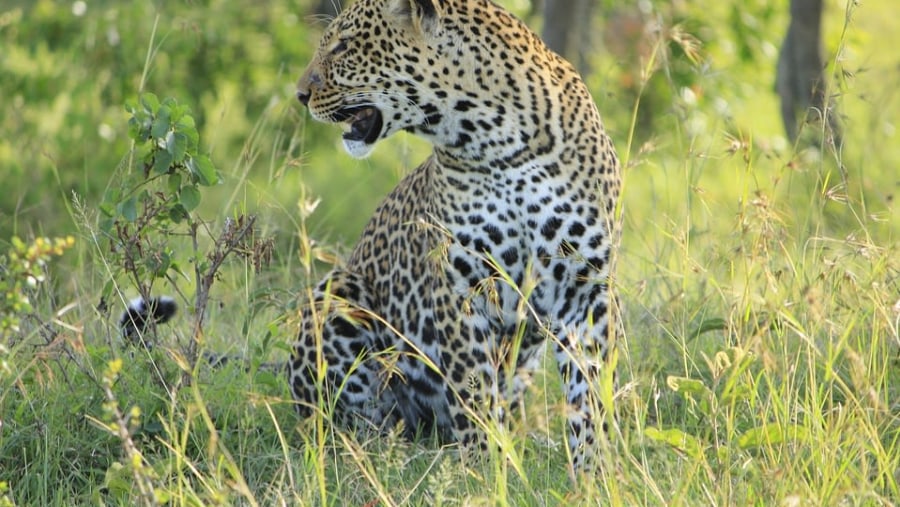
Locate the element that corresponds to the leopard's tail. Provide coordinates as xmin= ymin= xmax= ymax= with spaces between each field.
xmin=118 ymin=296 xmax=284 ymax=373
xmin=119 ymin=296 xmax=177 ymax=346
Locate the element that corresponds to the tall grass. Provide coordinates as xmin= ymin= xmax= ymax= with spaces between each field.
xmin=1 ymin=0 xmax=897 ymax=505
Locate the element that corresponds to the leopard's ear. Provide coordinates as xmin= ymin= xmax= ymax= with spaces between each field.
xmin=390 ymin=0 xmax=443 ymax=36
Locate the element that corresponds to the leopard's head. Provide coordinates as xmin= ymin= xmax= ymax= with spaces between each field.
xmin=296 ymin=0 xmax=542 ymax=160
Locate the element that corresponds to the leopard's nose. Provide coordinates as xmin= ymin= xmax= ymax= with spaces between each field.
xmin=296 ymin=66 xmax=322 ymax=107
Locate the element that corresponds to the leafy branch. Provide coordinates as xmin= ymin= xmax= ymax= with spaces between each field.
xmin=101 ymin=93 xmax=271 ymax=373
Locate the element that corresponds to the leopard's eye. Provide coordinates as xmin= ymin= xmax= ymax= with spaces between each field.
xmin=331 ymin=39 xmax=349 ymax=55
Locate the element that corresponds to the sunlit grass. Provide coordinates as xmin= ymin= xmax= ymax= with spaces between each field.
xmin=0 ymin=0 xmax=897 ymax=505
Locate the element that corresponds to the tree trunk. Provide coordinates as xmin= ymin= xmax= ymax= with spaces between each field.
xmin=776 ymin=0 xmax=843 ymax=148
xmin=542 ymin=0 xmax=595 ymax=73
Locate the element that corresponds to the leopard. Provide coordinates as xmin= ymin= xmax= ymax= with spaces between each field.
xmin=291 ymin=0 xmax=622 ymax=473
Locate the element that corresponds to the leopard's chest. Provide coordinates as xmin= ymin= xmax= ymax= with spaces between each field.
xmin=434 ymin=165 xmax=608 ymax=330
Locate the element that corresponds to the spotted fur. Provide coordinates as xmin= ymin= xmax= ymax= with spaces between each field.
xmin=292 ymin=0 xmax=621 ymax=473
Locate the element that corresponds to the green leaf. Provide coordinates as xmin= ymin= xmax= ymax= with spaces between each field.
xmin=140 ymin=93 xmax=160 ymax=113
xmin=688 ymin=317 xmax=727 ymax=339
xmin=180 ymin=185 xmax=201 ymax=211
xmin=167 ymin=173 xmax=182 ymax=195
xmin=178 ymin=120 xmax=199 ymax=154
xmin=667 ymin=375 xmax=714 ymax=415
xmin=166 ymin=260 xmax=183 ymax=278
xmin=168 ymin=131 xmax=188 ymax=163
xmin=168 ymin=101 xmax=191 ymax=123
xmin=188 ymin=154 xmax=220 ymax=186
xmin=176 ymin=114 xmax=196 ymax=130
xmin=99 ymin=201 xmax=116 ymax=217
xmin=666 ymin=375 xmax=713 ymax=397
xmin=152 ymin=149 xmax=174 ymax=174
xmin=117 ymin=197 xmax=137 ymax=222
xmin=127 ymin=116 xmax=141 ymax=140
xmin=128 ymin=112 xmax=152 ymax=142
xmin=645 ymin=427 xmax=705 ymax=460
xmin=151 ymin=105 xmax=171 ymax=139
xmin=737 ymin=424 xmax=809 ymax=449
xmin=169 ymin=203 xmax=189 ymax=223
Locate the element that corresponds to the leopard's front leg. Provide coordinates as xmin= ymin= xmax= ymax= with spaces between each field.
xmin=552 ymin=283 xmax=617 ymax=475
xmin=439 ymin=315 xmax=499 ymax=456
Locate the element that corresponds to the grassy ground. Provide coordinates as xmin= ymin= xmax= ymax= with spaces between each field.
xmin=1 ymin=0 xmax=898 ymax=505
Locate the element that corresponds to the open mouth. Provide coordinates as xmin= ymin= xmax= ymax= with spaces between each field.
xmin=333 ymin=105 xmax=383 ymax=144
